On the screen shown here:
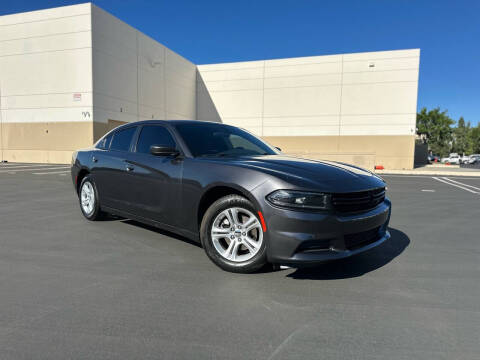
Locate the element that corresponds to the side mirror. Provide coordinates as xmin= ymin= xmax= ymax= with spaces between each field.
xmin=150 ymin=145 xmax=179 ymax=157
xmin=275 ymin=147 xmax=282 ymax=152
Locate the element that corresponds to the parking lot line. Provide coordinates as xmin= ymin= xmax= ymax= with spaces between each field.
xmin=443 ymin=177 xmax=480 ymax=191
xmin=0 ymin=166 xmax=70 ymax=173
xmin=382 ymin=174 xmax=480 ymax=180
xmin=432 ymin=176 xmax=479 ymax=194
xmin=0 ymin=164 xmax=61 ymax=169
xmin=0 ymin=162 xmax=30 ymax=166
xmin=33 ymin=170 xmax=71 ymax=175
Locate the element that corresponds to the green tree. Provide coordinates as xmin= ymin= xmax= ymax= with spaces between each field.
xmin=468 ymin=124 xmax=480 ymax=154
xmin=452 ymin=117 xmax=471 ymax=155
xmin=416 ymin=107 xmax=455 ymax=157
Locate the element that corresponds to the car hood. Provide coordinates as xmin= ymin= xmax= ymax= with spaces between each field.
xmin=210 ymin=155 xmax=386 ymax=192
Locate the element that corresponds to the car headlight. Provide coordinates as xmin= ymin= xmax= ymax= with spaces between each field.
xmin=266 ymin=190 xmax=329 ymax=210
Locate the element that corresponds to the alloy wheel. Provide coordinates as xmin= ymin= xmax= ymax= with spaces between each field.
xmin=80 ymin=181 xmax=95 ymax=215
xmin=210 ymin=207 xmax=263 ymax=262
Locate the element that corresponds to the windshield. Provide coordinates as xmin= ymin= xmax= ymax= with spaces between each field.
xmin=174 ymin=123 xmax=278 ymax=158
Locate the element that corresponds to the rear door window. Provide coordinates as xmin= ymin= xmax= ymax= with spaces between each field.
xmin=135 ymin=125 xmax=176 ymax=154
xmin=110 ymin=127 xmax=137 ymax=152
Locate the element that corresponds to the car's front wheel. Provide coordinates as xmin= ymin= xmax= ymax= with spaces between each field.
xmin=200 ymin=195 xmax=267 ymax=273
xmin=78 ymin=175 xmax=104 ymax=221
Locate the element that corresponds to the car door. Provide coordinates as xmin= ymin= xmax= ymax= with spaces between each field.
xmin=124 ymin=124 xmax=184 ymax=227
xmin=93 ymin=125 xmax=139 ymax=213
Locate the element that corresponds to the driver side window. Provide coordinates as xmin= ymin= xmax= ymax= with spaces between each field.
xmin=136 ymin=125 xmax=176 ymax=154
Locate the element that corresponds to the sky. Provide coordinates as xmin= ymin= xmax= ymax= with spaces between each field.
xmin=1 ymin=0 xmax=479 ymax=125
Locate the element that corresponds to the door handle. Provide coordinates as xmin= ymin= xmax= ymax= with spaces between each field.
xmin=125 ymin=165 xmax=134 ymax=172
xmin=92 ymin=156 xmax=98 ymax=163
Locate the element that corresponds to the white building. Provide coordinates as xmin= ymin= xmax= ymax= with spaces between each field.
xmin=0 ymin=3 xmax=420 ymax=169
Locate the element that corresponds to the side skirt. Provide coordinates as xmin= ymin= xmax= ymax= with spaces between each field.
xmin=101 ymin=205 xmax=200 ymax=243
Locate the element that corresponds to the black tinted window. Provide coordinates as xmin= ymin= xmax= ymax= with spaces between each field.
xmin=175 ymin=123 xmax=276 ymax=157
xmin=136 ymin=125 xmax=176 ymax=154
xmin=96 ymin=133 xmax=113 ymax=150
xmin=110 ymin=127 xmax=136 ymax=152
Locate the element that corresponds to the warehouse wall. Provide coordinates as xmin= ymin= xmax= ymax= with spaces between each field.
xmin=0 ymin=3 xmax=94 ymax=163
xmin=0 ymin=3 xmax=197 ymax=163
xmin=197 ymin=49 xmax=420 ymax=169
xmin=91 ymin=5 xmax=196 ymax=141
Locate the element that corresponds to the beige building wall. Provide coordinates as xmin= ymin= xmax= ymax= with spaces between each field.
xmin=0 ymin=3 xmax=197 ymax=163
xmin=197 ymin=49 xmax=420 ymax=169
xmin=0 ymin=3 xmax=94 ymax=163
xmin=90 ymin=5 xmax=196 ymax=141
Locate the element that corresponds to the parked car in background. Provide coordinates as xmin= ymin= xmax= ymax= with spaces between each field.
xmin=71 ymin=120 xmax=391 ymax=273
xmin=449 ymin=155 xmax=461 ymax=164
xmin=468 ymin=154 xmax=480 ymax=164
xmin=460 ymin=155 xmax=470 ymax=164
xmin=442 ymin=154 xmax=461 ymax=164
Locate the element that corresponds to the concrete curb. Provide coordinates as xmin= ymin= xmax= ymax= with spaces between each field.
xmin=375 ymin=170 xmax=480 ymax=177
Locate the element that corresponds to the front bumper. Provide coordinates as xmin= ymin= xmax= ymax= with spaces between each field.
xmin=70 ymin=164 xmax=80 ymax=192
xmin=263 ymin=198 xmax=392 ymax=266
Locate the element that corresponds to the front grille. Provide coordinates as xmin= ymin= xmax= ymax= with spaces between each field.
xmin=331 ymin=187 xmax=385 ymax=213
xmin=344 ymin=226 xmax=380 ymax=250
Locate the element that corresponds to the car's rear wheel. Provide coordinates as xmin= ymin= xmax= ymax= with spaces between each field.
xmin=200 ymin=195 xmax=267 ymax=273
xmin=78 ymin=175 xmax=104 ymax=221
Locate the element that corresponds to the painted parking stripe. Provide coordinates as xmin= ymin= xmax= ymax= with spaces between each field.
xmin=0 ymin=166 xmax=70 ymax=173
xmin=432 ymin=177 xmax=479 ymax=194
xmin=0 ymin=164 xmax=65 ymax=170
xmin=442 ymin=177 xmax=480 ymax=191
xmin=381 ymin=174 xmax=480 ymax=180
xmin=0 ymin=164 xmax=50 ymax=168
xmin=33 ymin=170 xmax=71 ymax=175
xmin=0 ymin=164 xmax=22 ymax=167
xmin=0 ymin=166 xmax=69 ymax=172
xmin=0 ymin=162 xmax=61 ymax=166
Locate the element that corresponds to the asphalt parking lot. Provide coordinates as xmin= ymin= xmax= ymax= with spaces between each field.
xmin=0 ymin=163 xmax=479 ymax=360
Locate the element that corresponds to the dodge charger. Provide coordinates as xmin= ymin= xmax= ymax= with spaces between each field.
xmin=71 ymin=120 xmax=391 ymax=273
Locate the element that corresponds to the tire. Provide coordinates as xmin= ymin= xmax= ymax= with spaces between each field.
xmin=200 ymin=195 xmax=267 ymax=273
xmin=78 ymin=175 xmax=104 ymax=221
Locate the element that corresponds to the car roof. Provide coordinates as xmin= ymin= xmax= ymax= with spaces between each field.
xmin=99 ymin=120 xmax=238 ymax=141
xmin=115 ymin=119 xmax=225 ymax=129
xmin=106 ymin=120 xmax=233 ymax=135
